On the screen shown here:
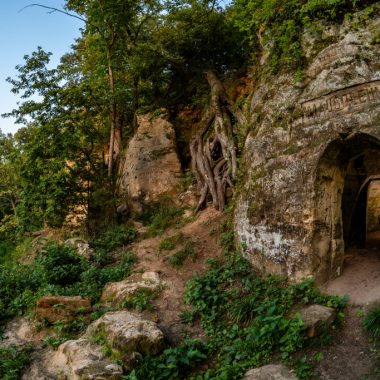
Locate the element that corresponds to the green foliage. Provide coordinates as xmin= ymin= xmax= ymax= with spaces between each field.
xmin=0 ymin=344 xmax=32 ymax=380
xmin=92 ymin=224 xmax=138 ymax=253
xmin=364 ymin=306 xmax=380 ymax=339
xmin=44 ymin=335 xmax=68 ymax=350
xmin=91 ymin=224 xmax=138 ymax=265
xmin=36 ymin=243 xmax=86 ymax=286
xmin=43 ymin=316 xmax=90 ymax=350
xmin=180 ymin=169 xmax=196 ymax=191
xmin=166 ymin=241 xmax=196 ymax=267
xmin=127 ymin=247 xmax=346 ymax=379
xmin=124 ymin=339 xmax=207 ymax=380
xmin=159 ymin=238 xmax=176 ymax=252
xmin=159 ymin=233 xmax=184 ymax=252
xmin=121 ymin=289 xmax=158 ymax=312
xmin=0 ymin=242 xmax=136 ymax=322
xmin=231 ymin=0 xmax=379 ymax=73
xmin=0 ymin=241 xmax=16 ymax=265
xmin=138 ymin=200 xmax=184 ymax=236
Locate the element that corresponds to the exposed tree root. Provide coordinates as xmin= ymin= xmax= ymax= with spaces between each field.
xmin=190 ymin=70 xmax=246 ymax=212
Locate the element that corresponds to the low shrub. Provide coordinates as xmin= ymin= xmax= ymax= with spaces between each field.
xmin=0 ymin=242 xmax=136 ymax=323
xmin=364 ymin=306 xmax=380 ymax=339
xmin=0 ymin=344 xmax=32 ymax=380
xmin=138 ymin=200 xmax=184 ymax=236
xmin=166 ymin=241 xmax=196 ymax=267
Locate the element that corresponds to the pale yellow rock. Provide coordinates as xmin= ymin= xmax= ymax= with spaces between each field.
xmin=119 ymin=111 xmax=182 ymax=213
xmin=243 ymin=364 xmax=298 ymax=380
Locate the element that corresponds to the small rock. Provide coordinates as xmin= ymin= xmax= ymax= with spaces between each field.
xmin=298 ymin=304 xmax=335 ymax=338
xmin=64 ymin=238 xmax=93 ymax=259
xmin=100 ymin=271 xmax=161 ymax=308
xmin=243 ymin=364 xmax=299 ymax=380
xmin=36 ymin=296 xmax=92 ymax=324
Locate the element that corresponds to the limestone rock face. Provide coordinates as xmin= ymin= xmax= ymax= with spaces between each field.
xmin=54 ymin=338 xmax=123 ymax=380
xmin=100 ymin=271 xmax=161 ymax=308
xmin=86 ymin=311 xmax=165 ymax=357
xmin=298 ymin=304 xmax=335 ymax=338
xmin=36 ymin=296 xmax=92 ymax=324
xmin=119 ymin=111 xmax=182 ymax=213
xmin=243 ymin=364 xmax=298 ymax=380
xmin=235 ymin=10 xmax=380 ymax=283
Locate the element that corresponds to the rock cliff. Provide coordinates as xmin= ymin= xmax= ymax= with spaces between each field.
xmin=235 ymin=10 xmax=380 ymax=283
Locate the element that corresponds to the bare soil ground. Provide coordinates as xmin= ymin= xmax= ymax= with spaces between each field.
xmin=324 ymin=248 xmax=380 ymax=306
xmin=130 ymin=207 xmax=225 ymax=343
xmin=313 ymin=306 xmax=377 ymax=380
xmin=316 ymin=243 xmax=380 ymax=380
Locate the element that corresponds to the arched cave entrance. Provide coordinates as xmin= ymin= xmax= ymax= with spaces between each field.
xmin=313 ymin=133 xmax=380 ymax=283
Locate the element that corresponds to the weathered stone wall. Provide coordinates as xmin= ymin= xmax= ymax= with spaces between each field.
xmin=235 ymin=11 xmax=380 ymax=283
xmin=368 ymin=180 xmax=380 ymax=232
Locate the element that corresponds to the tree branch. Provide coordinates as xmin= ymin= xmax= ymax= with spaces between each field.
xmin=19 ymin=4 xmax=88 ymax=24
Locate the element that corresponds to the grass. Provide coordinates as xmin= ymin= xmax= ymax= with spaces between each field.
xmin=138 ymin=200 xmax=185 ymax=236
xmin=364 ymin=306 xmax=380 ymax=339
xmin=166 ymin=241 xmax=196 ymax=267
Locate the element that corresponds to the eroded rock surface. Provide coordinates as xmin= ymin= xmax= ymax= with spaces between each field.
xmin=64 ymin=238 xmax=93 ymax=259
xmin=235 ymin=10 xmax=380 ymax=283
xmin=36 ymin=296 xmax=92 ymax=324
xmin=119 ymin=110 xmax=182 ymax=213
xmin=298 ymin=304 xmax=335 ymax=338
xmin=243 ymin=364 xmax=298 ymax=380
xmin=86 ymin=310 xmax=165 ymax=357
xmin=49 ymin=311 xmax=164 ymax=379
xmin=54 ymin=338 xmax=123 ymax=380
xmin=100 ymin=272 xmax=161 ymax=308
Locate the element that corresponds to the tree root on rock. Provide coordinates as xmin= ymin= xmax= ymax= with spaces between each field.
xmin=190 ymin=70 xmax=246 ymax=212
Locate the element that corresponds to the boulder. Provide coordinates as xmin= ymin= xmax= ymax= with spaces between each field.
xmin=54 ymin=338 xmax=123 ymax=380
xmin=85 ymin=311 xmax=165 ymax=358
xmin=100 ymin=271 xmax=161 ymax=308
xmin=243 ymin=364 xmax=298 ymax=380
xmin=118 ymin=111 xmax=182 ymax=213
xmin=65 ymin=238 xmax=93 ymax=259
xmin=298 ymin=304 xmax=335 ymax=338
xmin=36 ymin=296 xmax=92 ymax=324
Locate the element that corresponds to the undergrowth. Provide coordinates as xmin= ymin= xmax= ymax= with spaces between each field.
xmin=0 ymin=344 xmax=32 ymax=380
xmin=166 ymin=241 xmax=196 ymax=267
xmin=232 ymin=0 xmax=380 ymax=74
xmin=138 ymin=199 xmax=184 ymax=236
xmin=363 ymin=306 xmax=380 ymax=378
xmin=124 ymin=250 xmax=346 ymax=379
xmin=364 ymin=306 xmax=380 ymax=339
xmin=0 ymin=224 xmax=137 ymax=325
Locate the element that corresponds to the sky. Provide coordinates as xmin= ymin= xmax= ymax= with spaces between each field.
xmin=0 ymin=1 xmax=82 ymax=134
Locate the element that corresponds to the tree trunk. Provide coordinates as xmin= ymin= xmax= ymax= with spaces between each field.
xmin=106 ymin=47 xmax=121 ymax=177
xmin=190 ymin=70 xmax=246 ymax=212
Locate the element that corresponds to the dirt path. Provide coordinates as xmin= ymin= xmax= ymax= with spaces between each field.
xmin=313 ymin=306 xmax=376 ymax=380
xmin=315 ymin=247 xmax=380 ymax=379
xmin=323 ymin=248 xmax=380 ymax=306
xmin=130 ymin=207 xmax=225 ymax=343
